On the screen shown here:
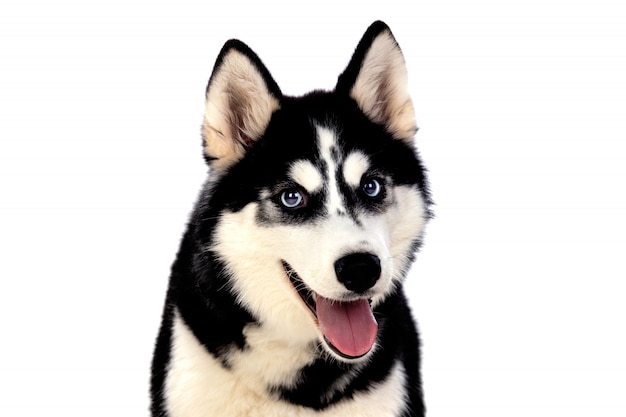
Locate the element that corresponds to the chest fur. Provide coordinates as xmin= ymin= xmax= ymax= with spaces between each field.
xmin=164 ymin=311 xmax=408 ymax=417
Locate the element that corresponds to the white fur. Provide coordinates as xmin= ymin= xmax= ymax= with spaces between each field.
xmin=166 ymin=310 xmax=408 ymax=417
xmin=213 ymin=203 xmax=320 ymax=343
xmin=289 ymin=159 xmax=324 ymax=193
xmin=342 ymin=151 xmax=370 ymax=188
xmin=385 ymin=185 xmax=428 ymax=282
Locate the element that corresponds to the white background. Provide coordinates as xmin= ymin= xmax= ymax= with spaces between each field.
xmin=1 ymin=0 xmax=625 ymax=416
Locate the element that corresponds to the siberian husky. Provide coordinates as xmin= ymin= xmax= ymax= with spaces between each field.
xmin=151 ymin=21 xmax=432 ymax=417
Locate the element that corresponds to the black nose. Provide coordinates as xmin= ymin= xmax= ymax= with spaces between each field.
xmin=334 ymin=252 xmax=381 ymax=293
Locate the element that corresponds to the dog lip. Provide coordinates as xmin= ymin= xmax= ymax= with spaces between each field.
xmin=281 ymin=260 xmax=373 ymax=314
xmin=281 ymin=260 xmax=317 ymax=315
xmin=323 ymin=336 xmax=370 ymax=360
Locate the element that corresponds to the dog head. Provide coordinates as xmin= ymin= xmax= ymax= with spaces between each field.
xmin=199 ymin=21 xmax=431 ymax=361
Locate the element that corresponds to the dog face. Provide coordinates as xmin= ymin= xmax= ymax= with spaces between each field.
xmin=200 ymin=22 xmax=430 ymax=361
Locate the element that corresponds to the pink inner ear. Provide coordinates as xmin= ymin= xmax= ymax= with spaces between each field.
xmin=239 ymin=132 xmax=253 ymax=148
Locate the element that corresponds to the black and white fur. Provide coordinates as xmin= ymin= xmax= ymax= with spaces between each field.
xmin=151 ymin=21 xmax=432 ymax=417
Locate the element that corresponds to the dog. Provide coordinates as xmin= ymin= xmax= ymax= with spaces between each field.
xmin=150 ymin=21 xmax=432 ymax=417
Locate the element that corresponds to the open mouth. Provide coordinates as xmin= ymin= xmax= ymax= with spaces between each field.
xmin=281 ymin=261 xmax=378 ymax=359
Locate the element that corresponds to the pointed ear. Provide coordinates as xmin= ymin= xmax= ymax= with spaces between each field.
xmin=202 ymin=40 xmax=282 ymax=170
xmin=336 ymin=21 xmax=417 ymax=141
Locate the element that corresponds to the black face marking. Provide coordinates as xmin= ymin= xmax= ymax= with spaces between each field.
xmin=330 ymin=144 xmax=342 ymax=164
xmin=316 ymin=158 xmax=330 ymax=181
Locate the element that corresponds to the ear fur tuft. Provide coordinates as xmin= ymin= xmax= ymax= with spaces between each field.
xmin=202 ymin=40 xmax=281 ymax=170
xmin=336 ymin=21 xmax=417 ymax=141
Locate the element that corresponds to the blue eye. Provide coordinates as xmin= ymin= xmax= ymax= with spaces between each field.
xmin=280 ymin=189 xmax=306 ymax=209
xmin=362 ymin=178 xmax=383 ymax=199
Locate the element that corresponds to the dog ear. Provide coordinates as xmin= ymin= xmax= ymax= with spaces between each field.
xmin=202 ymin=40 xmax=282 ymax=170
xmin=336 ymin=21 xmax=417 ymax=141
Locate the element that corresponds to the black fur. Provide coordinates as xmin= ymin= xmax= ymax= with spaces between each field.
xmin=151 ymin=21 xmax=431 ymax=417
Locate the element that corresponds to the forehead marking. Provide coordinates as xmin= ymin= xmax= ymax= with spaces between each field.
xmin=343 ymin=151 xmax=370 ymax=188
xmin=288 ymin=160 xmax=323 ymax=193
xmin=316 ymin=125 xmax=346 ymax=215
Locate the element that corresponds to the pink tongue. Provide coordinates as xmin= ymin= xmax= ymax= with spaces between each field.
xmin=315 ymin=295 xmax=378 ymax=357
